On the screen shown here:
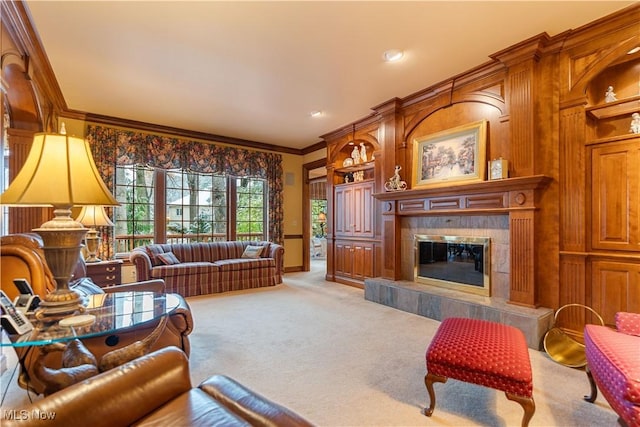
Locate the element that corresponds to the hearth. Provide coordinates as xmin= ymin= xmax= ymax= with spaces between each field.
xmin=414 ymin=235 xmax=490 ymax=296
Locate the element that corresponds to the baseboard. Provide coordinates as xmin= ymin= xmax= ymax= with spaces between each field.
xmin=284 ymin=266 xmax=304 ymax=273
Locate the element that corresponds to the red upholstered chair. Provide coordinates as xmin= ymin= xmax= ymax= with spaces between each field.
xmin=584 ymin=312 xmax=640 ymax=427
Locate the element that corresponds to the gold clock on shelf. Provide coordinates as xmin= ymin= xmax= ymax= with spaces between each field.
xmin=489 ymin=158 xmax=508 ymax=180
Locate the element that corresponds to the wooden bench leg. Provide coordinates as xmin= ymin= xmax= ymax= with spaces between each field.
xmin=584 ymin=365 xmax=598 ymax=403
xmin=506 ymin=392 xmax=535 ymax=427
xmin=423 ymin=372 xmax=447 ymax=417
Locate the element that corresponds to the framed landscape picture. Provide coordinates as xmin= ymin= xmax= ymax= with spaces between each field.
xmin=412 ymin=120 xmax=487 ymax=189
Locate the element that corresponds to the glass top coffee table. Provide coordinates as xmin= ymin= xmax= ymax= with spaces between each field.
xmin=2 ymin=291 xmax=181 ymax=347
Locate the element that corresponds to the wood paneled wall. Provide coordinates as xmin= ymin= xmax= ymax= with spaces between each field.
xmin=323 ymin=4 xmax=640 ymax=323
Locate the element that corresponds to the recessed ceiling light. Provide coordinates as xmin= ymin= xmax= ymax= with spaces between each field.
xmin=383 ymin=49 xmax=404 ymax=62
xmin=310 ymin=110 xmax=323 ymax=118
xmin=627 ymin=46 xmax=640 ymax=55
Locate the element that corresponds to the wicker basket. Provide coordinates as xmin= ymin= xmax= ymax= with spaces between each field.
xmin=543 ymin=304 xmax=604 ymax=368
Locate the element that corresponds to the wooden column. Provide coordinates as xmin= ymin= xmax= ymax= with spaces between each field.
xmin=372 ymin=99 xmax=403 ymax=280
xmin=508 ymin=189 xmax=537 ymax=307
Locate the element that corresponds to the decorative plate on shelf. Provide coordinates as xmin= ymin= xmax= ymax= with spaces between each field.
xmin=342 ymin=158 xmax=354 ymax=167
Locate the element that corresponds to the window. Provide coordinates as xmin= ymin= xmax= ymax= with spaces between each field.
xmin=235 ymin=177 xmax=265 ymax=241
xmin=115 ymin=165 xmax=155 ymax=252
xmin=166 ymin=171 xmax=227 ymax=243
xmin=114 ymin=165 xmax=267 ymax=253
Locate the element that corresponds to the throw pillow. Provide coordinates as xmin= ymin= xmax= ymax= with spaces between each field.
xmin=157 ymin=252 xmax=181 ymax=265
xmin=241 ymin=245 xmax=264 ymax=259
xmin=146 ymin=246 xmax=164 ymax=266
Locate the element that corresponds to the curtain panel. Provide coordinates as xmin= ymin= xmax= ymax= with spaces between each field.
xmin=86 ymin=125 xmax=284 ymax=259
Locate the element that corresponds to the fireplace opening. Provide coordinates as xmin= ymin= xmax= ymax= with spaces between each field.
xmin=414 ymin=235 xmax=490 ymax=296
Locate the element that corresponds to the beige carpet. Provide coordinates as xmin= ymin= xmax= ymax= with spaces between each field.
xmin=1 ymin=265 xmax=620 ymax=426
xmin=185 ymin=266 xmax=618 ymax=426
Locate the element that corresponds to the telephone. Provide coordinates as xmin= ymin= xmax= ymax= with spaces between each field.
xmin=12 ymin=279 xmax=41 ymax=313
xmin=0 ymin=290 xmax=33 ymax=335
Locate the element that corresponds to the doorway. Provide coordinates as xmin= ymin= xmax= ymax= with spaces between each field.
xmin=303 ymin=158 xmax=327 ymax=272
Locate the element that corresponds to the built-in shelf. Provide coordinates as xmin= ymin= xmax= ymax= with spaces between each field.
xmin=585 ymin=132 xmax=639 ymax=146
xmin=335 ymin=160 xmax=375 ymax=174
xmin=335 ymin=178 xmax=374 ymax=187
xmin=586 ymin=95 xmax=640 ymax=120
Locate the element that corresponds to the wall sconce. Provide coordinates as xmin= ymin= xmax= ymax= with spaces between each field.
xmin=1 ymin=130 xmax=119 ymax=321
xmin=75 ymin=206 xmax=114 ymax=263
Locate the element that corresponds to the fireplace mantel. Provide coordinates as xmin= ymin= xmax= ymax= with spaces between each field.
xmin=374 ymin=175 xmax=552 ymax=216
xmin=374 ymin=175 xmax=552 ymax=307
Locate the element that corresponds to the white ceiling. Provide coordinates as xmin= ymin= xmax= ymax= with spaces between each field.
xmin=25 ymin=1 xmax=635 ymax=151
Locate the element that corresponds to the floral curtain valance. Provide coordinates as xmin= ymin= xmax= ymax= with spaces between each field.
xmin=86 ymin=125 xmax=284 ymax=249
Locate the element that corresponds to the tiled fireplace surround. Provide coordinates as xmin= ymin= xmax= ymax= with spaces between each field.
xmin=365 ymin=213 xmax=554 ymax=349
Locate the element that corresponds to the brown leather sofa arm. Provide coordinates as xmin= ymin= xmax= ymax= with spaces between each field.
xmin=3 ymin=347 xmax=192 ymax=427
xmin=200 ymin=375 xmax=314 ymax=427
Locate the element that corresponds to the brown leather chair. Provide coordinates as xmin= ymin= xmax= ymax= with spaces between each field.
xmin=1 ymin=233 xmax=193 ymax=395
xmin=3 ymin=346 xmax=314 ymax=427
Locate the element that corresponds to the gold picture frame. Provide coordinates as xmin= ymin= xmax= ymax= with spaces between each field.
xmin=412 ymin=120 xmax=487 ymax=189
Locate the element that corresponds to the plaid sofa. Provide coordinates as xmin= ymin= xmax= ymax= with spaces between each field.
xmin=130 ymin=241 xmax=283 ymax=297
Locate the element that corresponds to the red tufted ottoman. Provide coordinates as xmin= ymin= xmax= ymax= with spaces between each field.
xmin=424 ymin=317 xmax=535 ymax=427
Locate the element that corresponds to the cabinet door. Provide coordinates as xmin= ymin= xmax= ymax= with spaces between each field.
xmin=352 ymin=242 xmax=374 ymax=280
xmin=353 ymin=182 xmax=374 ymax=238
xmin=334 ymin=186 xmax=354 ymax=237
xmin=591 ymin=140 xmax=640 ymax=251
xmin=334 ymin=241 xmax=353 ymax=277
xmin=591 ymin=260 xmax=640 ymax=325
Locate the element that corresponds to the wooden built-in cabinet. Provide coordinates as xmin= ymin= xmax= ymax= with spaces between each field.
xmin=579 ymin=52 xmax=640 ymax=324
xmin=585 ymin=99 xmax=640 ymax=321
xmin=324 ymin=121 xmax=381 ymax=289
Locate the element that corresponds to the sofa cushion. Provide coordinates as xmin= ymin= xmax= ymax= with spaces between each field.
xmin=241 ymin=245 xmax=264 ymax=259
xmin=215 ymin=258 xmax=275 ymax=272
xmin=150 ymin=262 xmax=218 ymax=278
xmin=157 ymin=251 xmax=181 ymax=265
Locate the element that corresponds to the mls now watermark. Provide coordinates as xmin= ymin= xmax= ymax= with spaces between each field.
xmin=3 ymin=409 xmax=56 ymax=421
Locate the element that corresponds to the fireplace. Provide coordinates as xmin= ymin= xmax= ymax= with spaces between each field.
xmin=366 ymin=176 xmax=554 ymax=349
xmin=414 ymin=235 xmax=490 ymax=296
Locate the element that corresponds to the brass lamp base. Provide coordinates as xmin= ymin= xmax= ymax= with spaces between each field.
xmin=32 ymin=208 xmax=88 ymax=322
xmin=84 ymin=228 xmax=101 ymax=263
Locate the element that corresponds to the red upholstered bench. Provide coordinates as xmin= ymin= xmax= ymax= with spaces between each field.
xmin=424 ymin=317 xmax=535 ymax=427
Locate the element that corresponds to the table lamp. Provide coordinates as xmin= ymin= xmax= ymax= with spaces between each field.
xmin=317 ymin=212 xmax=326 ymax=237
xmin=75 ymin=205 xmax=114 ymax=263
xmin=0 ymin=130 xmax=119 ymax=321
